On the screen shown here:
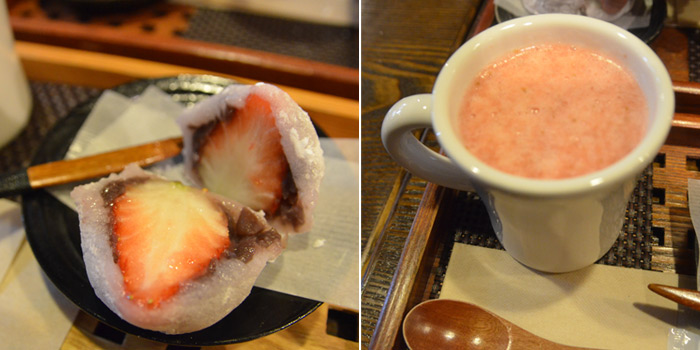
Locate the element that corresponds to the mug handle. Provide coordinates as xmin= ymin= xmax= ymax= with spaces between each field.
xmin=381 ymin=94 xmax=474 ymax=192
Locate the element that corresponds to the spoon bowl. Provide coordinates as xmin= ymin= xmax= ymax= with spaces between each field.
xmin=403 ymin=299 xmax=591 ymax=350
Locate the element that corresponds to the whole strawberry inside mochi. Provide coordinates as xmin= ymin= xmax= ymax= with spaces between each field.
xmin=106 ymin=179 xmax=230 ymax=308
xmin=195 ymin=93 xmax=290 ymax=218
xmin=72 ymin=164 xmax=286 ymax=334
xmin=178 ymin=83 xmax=325 ymax=235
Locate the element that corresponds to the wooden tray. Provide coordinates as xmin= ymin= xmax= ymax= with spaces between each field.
xmin=7 ymin=0 xmax=358 ymax=99
xmin=15 ymin=41 xmax=359 ymax=139
xmin=370 ymin=85 xmax=700 ymax=350
xmin=367 ymin=6 xmax=700 ymax=345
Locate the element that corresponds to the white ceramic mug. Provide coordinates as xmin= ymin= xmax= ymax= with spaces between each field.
xmin=381 ymin=14 xmax=674 ymax=273
xmin=0 ymin=1 xmax=31 ymax=148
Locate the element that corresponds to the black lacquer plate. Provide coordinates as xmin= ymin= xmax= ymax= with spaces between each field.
xmin=21 ymin=75 xmax=322 ymax=346
xmin=494 ymin=0 xmax=666 ymax=44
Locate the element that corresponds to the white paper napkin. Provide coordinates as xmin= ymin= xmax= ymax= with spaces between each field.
xmin=0 ymin=199 xmax=79 ymax=350
xmin=65 ymin=86 xmax=184 ymax=159
xmin=441 ymin=243 xmax=693 ymax=349
xmin=48 ymin=87 xmax=359 ymax=310
xmin=0 ymin=199 xmax=24 ymax=282
xmin=254 ymin=138 xmax=359 ymax=309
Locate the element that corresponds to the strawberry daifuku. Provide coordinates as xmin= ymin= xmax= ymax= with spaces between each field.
xmin=177 ymin=83 xmax=324 ymax=235
xmin=71 ymin=164 xmax=284 ymax=334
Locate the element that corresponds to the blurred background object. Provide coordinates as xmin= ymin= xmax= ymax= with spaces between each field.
xmin=53 ymin=0 xmax=162 ymax=14
xmin=169 ymin=0 xmax=358 ymax=27
xmin=7 ymin=0 xmax=359 ymax=98
xmin=0 ymin=0 xmax=31 ymax=148
xmin=666 ymin=0 xmax=700 ymax=27
xmin=494 ymin=0 xmax=666 ymax=43
xmin=496 ymin=0 xmax=656 ymax=30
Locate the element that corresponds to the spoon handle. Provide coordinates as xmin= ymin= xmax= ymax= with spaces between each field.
xmin=648 ymin=283 xmax=700 ymax=311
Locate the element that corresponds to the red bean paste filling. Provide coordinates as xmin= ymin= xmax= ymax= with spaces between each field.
xmin=101 ymin=178 xmax=281 ymax=266
xmin=188 ymin=105 xmax=305 ymax=229
xmin=221 ymin=206 xmax=281 ymax=263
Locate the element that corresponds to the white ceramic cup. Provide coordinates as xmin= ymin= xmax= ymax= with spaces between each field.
xmin=381 ymin=14 xmax=674 ymax=273
xmin=0 ymin=2 xmax=31 ymax=148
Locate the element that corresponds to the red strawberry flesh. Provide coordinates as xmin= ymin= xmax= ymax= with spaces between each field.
xmin=110 ymin=180 xmax=230 ymax=308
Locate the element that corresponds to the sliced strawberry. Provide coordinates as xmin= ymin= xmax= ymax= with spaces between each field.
xmin=196 ymin=93 xmax=289 ymax=216
xmin=111 ymin=180 xmax=230 ymax=308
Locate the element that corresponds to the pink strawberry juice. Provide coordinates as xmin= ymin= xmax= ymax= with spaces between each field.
xmin=457 ymin=43 xmax=648 ymax=179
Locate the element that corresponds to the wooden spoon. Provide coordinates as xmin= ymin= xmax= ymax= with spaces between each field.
xmin=403 ymin=299 xmax=591 ymax=350
xmin=648 ymin=284 xmax=700 ymax=312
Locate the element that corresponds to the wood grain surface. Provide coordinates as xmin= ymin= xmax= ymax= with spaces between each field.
xmin=62 ymin=303 xmax=357 ymax=350
xmin=403 ymin=300 xmax=590 ymax=350
xmin=17 ymin=41 xmax=359 ymax=139
xmin=8 ymin=0 xmax=359 ymax=99
xmin=650 ymin=27 xmax=690 ymax=82
xmin=360 ymin=0 xmax=482 ymax=348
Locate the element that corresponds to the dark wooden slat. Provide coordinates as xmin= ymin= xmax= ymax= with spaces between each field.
xmin=649 ymin=27 xmax=690 ymax=82
xmin=674 ymin=80 xmax=700 ymax=114
xmin=360 ymin=1 xmax=487 ymax=348
xmin=10 ymin=16 xmax=358 ymax=99
xmin=368 ymin=182 xmax=446 ymax=350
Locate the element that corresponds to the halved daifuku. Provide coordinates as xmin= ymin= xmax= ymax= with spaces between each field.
xmin=177 ymin=83 xmax=324 ymax=235
xmin=71 ymin=164 xmax=284 ymax=334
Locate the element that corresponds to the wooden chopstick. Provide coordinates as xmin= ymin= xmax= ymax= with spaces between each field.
xmin=0 ymin=137 xmax=182 ymax=198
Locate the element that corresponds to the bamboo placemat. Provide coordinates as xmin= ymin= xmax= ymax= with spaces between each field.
xmin=9 ymin=0 xmax=358 ymax=68
xmin=183 ymin=9 xmax=358 ymax=68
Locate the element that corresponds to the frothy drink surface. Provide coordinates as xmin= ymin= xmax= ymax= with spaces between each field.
xmin=457 ymin=44 xmax=648 ymax=179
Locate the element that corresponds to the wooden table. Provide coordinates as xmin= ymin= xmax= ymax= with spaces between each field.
xmin=360 ymin=0 xmax=699 ymax=348
xmin=361 ymin=1 xmax=489 ymax=347
xmin=1 ymin=3 xmax=359 ymax=348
